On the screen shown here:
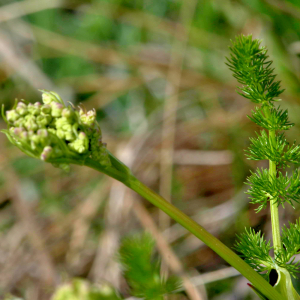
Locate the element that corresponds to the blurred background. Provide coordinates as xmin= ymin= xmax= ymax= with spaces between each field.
xmin=1 ymin=0 xmax=300 ymax=299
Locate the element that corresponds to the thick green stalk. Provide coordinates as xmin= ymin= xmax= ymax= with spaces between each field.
xmin=269 ymin=130 xmax=282 ymax=254
xmin=59 ymin=156 xmax=282 ymax=300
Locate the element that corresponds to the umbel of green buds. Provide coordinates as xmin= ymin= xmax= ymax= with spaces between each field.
xmin=1 ymin=90 xmax=111 ymax=169
xmin=52 ymin=279 xmax=121 ymax=300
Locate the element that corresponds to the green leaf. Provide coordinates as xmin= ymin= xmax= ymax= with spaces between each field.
xmin=246 ymin=168 xmax=300 ymax=211
xmin=234 ymin=228 xmax=273 ymax=279
xmin=226 ymin=35 xmax=284 ymax=104
xmin=246 ymin=130 xmax=300 ymax=167
xmin=248 ymin=106 xmax=294 ymax=131
xmin=119 ymin=233 xmax=181 ymax=300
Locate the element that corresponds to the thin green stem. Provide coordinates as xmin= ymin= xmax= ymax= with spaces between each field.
xmin=269 ymin=130 xmax=282 ymax=254
xmin=67 ymin=156 xmax=282 ymax=300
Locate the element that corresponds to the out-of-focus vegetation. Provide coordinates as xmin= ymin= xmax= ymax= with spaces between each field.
xmin=51 ymin=234 xmax=180 ymax=300
xmin=1 ymin=0 xmax=300 ymax=299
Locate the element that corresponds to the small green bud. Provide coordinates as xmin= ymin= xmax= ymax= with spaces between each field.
xmin=65 ymin=131 xmax=76 ymax=141
xmin=41 ymin=146 xmax=52 ymax=161
xmin=27 ymin=130 xmax=34 ymax=138
xmin=24 ymin=115 xmax=38 ymax=131
xmin=15 ymin=102 xmax=28 ymax=116
xmin=13 ymin=118 xmax=25 ymax=128
xmin=36 ymin=115 xmax=52 ymax=128
xmin=37 ymin=129 xmax=48 ymax=140
xmin=79 ymin=132 xmax=88 ymax=140
xmin=79 ymin=109 xmax=96 ymax=126
xmin=47 ymin=128 xmax=56 ymax=135
xmin=56 ymin=129 xmax=65 ymax=140
xmin=13 ymin=127 xmax=26 ymax=138
xmin=51 ymin=102 xmax=64 ymax=117
xmin=27 ymin=103 xmax=41 ymax=116
xmin=98 ymin=283 xmax=115 ymax=296
xmin=56 ymin=117 xmax=72 ymax=130
xmin=20 ymin=131 xmax=29 ymax=141
xmin=68 ymin=132 xmax=89 ymax=154
xmin=63 ymin=124 xmax=73 ymax=133
xmin=31 ymin=134 xmax=40 ymax=146
xmin=48 ymin=91 xmax=64 ymax=103
xmin=62 ymin=107 xmax=74 ymax=119
xmin=42 ymin=91 xmax=59 ymax=105
xmin=41 ymin=104 xmax=52 ymax=115
xmin=6 ymin=110 xmax=19 ymax=123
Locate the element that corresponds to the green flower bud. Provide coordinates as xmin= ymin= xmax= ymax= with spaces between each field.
xmin=41 ymin=104 xmax=52 ymax=115
xmin=13 ymin=118 xmax=25 ymax=128
xmin=65 ymin=131 xmax=76 ymax=141
xmin=42 ymin=91 xmax=58 ymax=105
xmin=20 ymin=131 xmax=29 ymax=141
xmin=91 ymin=139 xmax=111 ymax=166
xmin=98 ymin=283 xmax=117 ymax=297
xmin=31 ymin=134 xmax=40 ymax=146
xmin=68 ymin=132 xmax=89 ymax=154
xmin=79 ymin=109 xmax=96 ymax=126
xmin=27 ymin=130 xmax=34 ymax=138
xmin=41 ymin=146 xmax=52 ymax=161
xmin=52 ymin=280 xmax=89 ymax=300
xmin=36 ymin=115 xmax=52 ymax=128
xmin=51 ymin=102 xmax=64 ymax=117
xmin=25 ymin=121 xmax=38 ymax=132
xmin=24 ymin=115 xmax=38 ymax=131
xmin=27 ymin=103 xmax=41 ymax=116
xmin=56 ymin=117 xmax=71 ymax=130
xmin=56 ymin=129 xmax=65 ymax=140
xmin=15 ymin=102 xmax=28 ymax=116
xmin=37 ymin=129 xmax=48 ymax=142
xmin=62 ymin=107 xmax=74 ymax=119
xmin=13 ymin=127 xmax=27 ymax=140
xmin=6 ymin=110 xmax=19 ymax=123
xmin=47 ymin=128 xmax=56 ymax=135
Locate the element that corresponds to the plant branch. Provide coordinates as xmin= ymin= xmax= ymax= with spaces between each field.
xmin=62 ymin=156 xmax=283 ymax=300
xmin=269 ymin=130 xmax=282 ymax=255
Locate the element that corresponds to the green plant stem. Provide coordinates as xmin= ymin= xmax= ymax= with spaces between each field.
xmin=269 ymin=130 xmax=282 ymax=254
xmin=53 ymin=156 xmax=282 ymax=300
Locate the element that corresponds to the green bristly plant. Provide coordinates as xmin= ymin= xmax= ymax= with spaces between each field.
xmin=1 ymin=35 xmax=300 ymax=299
xmin=226 ymin=35 xmax=300 ymax=299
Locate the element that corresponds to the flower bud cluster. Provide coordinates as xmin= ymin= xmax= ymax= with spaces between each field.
xmin=2 ymin=90 xmax=110 ymax=166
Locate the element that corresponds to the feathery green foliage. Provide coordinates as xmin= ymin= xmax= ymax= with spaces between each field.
xmin=234 ymin=228 xmax=273 ymax=279
xmin=228 ymin=34 xmax=300 ymax=296
xmin=248 ymin=106 xmax=294 ymax=131
xmin=246 ymin=131 xmax=300 ymax=167
xmin=246 ymin=168 xmax=300 ymax=211
xmin=119 ymin=234 xmax=181 ymax=300
xmin=226 ymin=35 xmax=284 ymax=104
